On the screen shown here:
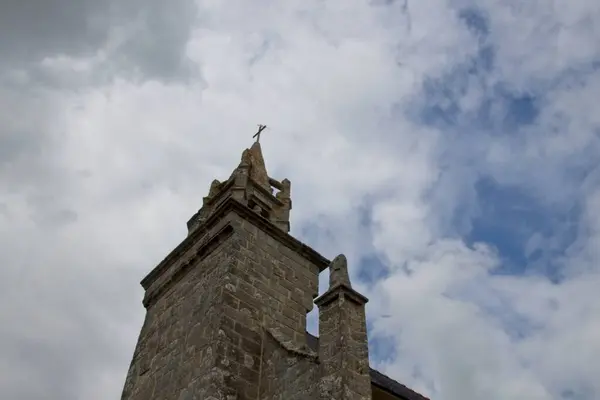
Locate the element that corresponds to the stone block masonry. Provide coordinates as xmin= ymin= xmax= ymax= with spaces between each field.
xmin=121 ymin=200 xmax=328 ymax=400
xmin=121 ymin=218 xmax=236 ymax=400
xmin=316 ymin=255 xmax=372 ymax=400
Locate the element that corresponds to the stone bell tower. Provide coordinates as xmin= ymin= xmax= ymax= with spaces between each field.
xmin=120 ymin=140 xmax=374 ymax=400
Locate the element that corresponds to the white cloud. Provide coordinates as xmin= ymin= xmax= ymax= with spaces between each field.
xmin=1 ymin=0 xmax=599 ymax=399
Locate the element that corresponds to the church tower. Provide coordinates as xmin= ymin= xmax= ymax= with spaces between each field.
xmin=120 ymin=139 xmax=426 ymax=400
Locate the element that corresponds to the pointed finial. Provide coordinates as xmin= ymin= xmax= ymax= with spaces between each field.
xmin=247 ymin=141 xmax=270 ymax=191
xmin=329 ymin=254 xmax=352 ymax=289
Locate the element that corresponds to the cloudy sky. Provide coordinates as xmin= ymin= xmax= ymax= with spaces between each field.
xmin=1 ymin=0 xmax=599 ymax=399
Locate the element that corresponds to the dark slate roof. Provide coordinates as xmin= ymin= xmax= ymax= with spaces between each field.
xmin=370 ymin=368 xmax=429 ymax=400
xmin=306 ymin=331 xmax=319 ymax=351
xmin=305 ymin=333 xmax=429 ymax=400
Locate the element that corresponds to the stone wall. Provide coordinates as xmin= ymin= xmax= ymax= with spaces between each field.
xmin=121 ymin=205 xmax=323 ymax=400
xmin=214 ymin=214 xmax=321 ymax=399
xmin=121 ymin=221 xmax=234 ymax=400
xmin=258 ymin=329 xmax=319 ymax=400
xmin=226 ymin=217 xmax=320 ymax=339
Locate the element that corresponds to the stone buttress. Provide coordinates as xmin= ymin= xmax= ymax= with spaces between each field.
xmin=316 ymin=255 xmax=371 ymax=400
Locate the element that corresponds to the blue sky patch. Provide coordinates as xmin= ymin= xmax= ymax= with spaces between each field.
xmin=357 ymin=253 xmax=390 ymax=285
xmin=459 ymin=8 xmax=489 ymax=39
xmin=467 ymin=176 xmax=580 ymax=282
xmin=368 ymin=329 xmax=398 ymax=365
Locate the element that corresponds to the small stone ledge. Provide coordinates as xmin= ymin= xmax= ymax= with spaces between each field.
xmin=314 ymin=283 xmax=369 ymax=308
xmin=265 ymin=328 xmax=319 ymax=362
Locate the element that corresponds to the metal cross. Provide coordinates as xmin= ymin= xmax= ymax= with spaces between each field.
xmin=253 ymin=124 xmax=267 ymax=143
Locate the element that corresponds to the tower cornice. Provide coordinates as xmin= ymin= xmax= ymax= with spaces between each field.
xmin=141 ymin=196 xmax=330 ymax=296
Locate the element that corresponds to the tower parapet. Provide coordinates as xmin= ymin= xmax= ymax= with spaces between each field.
xmin=187 ymin=141 xmax=292 ymax=235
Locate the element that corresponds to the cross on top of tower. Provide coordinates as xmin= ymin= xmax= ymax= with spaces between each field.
xmin=253 ymin=124 xmax=267 ymax=143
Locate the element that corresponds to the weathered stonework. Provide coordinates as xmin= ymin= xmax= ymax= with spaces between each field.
xmin=121 ymin=142 xmax=429 ymax=400
xmin=258 ymin=328 xmax=319 ymax=400
xmin=315 ymin=255 xmax=371 ymax=400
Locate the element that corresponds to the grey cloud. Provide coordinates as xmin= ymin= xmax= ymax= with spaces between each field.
xmin=0 ymin=0 xmax=198 ymax=82
xmin=0 ymin=208 xmax=146 ymax=400
xmin=0 ymin=268 xmax=142 ymax=400
xmin=0 ymin=0 xmax=200 ymax=206
xmin=27 ymin=196 xmax=79 ymax=228
xmin=0 ymin=82 xmax=68 ymax=197
xmin=0 ymin=0 xmax=109 ymax=67
xmin=109 ymin=1 xmax=199 ymax=82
